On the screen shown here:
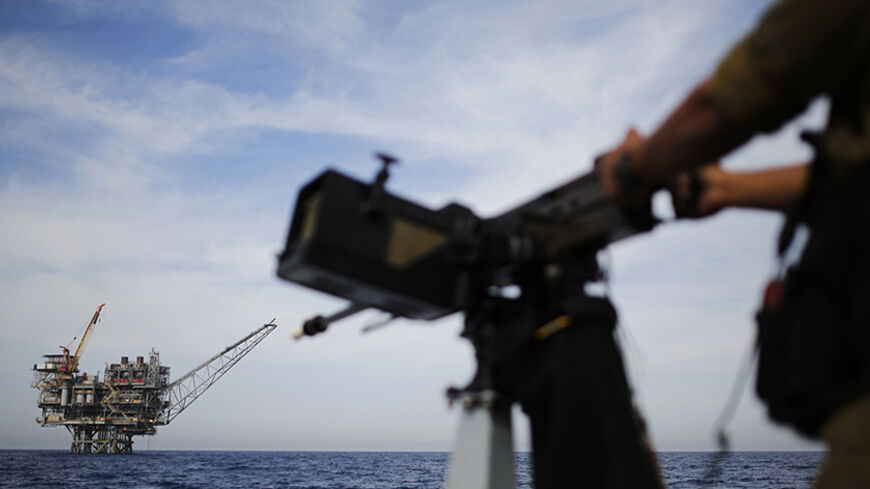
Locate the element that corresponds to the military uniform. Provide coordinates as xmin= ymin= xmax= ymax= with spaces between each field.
xmin=709 ymin=1 xmax=870 ymax=487
xmin=712 ymin=0 xmax=870 ymax=169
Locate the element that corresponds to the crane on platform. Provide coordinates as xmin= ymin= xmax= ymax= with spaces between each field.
xmin=58 ymin=303 xmax=105 ymax=374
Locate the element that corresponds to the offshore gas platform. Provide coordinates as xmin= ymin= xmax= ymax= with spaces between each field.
xmin=31 ymin=304 xmax=277 ymax=454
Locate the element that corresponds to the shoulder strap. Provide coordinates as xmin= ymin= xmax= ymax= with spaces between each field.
xmin=776 ymin=130 xmax=827 ymax=259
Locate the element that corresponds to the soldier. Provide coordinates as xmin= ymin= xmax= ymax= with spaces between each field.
xmin=599 ymin=0 xmax=870 ymax=487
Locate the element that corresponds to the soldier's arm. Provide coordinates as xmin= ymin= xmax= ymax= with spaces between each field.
xmin=599 ymin=78 xmax=752 ymax=200
xmin=673 ymin=163 xmax=810 ymax=217
xmin=600 ymin=0 xmax=867 ymax=201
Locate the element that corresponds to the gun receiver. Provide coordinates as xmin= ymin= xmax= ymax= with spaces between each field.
xmin=277 ymin=155 xmax=657 ymax=335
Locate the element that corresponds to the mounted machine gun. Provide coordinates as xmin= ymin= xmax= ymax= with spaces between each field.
xmin=277 ymin=154 xmax=662 ymax=489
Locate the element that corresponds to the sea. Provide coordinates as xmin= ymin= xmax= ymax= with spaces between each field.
xmin=0 ymin=450 xmax=823 ymax=489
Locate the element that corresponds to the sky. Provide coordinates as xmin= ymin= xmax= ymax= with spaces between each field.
xmin=0 ymin=0 xmax=829 ymax=452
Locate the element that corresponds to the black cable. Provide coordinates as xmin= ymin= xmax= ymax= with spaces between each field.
xmin=700 ymin=339 xmax=758 ymax=486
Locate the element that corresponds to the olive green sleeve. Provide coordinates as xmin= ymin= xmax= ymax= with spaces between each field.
xmin=711 ymin=0 xmax=870 ymax=132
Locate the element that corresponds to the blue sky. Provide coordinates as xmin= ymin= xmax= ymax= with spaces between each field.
xmin=0 ymin=0 xmax=828 ymax=452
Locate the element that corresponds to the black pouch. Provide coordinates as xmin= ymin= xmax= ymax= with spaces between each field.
xmin=755 ymin=282 xmax=790 ymax=421
xmin=756 ymin=267 xmax=847 ymax=436
xmin=755 ymin=146 xmax=869 ymax=436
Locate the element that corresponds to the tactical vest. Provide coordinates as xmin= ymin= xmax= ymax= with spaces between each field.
xmin=756 ymin=139 xmax=870 ymax=436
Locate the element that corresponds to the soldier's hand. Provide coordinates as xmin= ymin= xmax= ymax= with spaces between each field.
xmin=597 ymin=128 xmax=647 ymax=202
xmin=672 ymin=164 xmax=727 ymax=218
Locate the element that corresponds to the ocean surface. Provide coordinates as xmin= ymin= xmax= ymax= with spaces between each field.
xmin=0 ymin=450 xmax=823 ymax=489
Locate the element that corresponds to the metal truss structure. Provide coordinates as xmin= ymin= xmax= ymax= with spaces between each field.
xmin=159 ymin=321 xmax=277 ymax=425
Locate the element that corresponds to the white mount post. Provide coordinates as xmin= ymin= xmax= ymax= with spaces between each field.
xmin=446 ymin=389 xmax=516 ymax=489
